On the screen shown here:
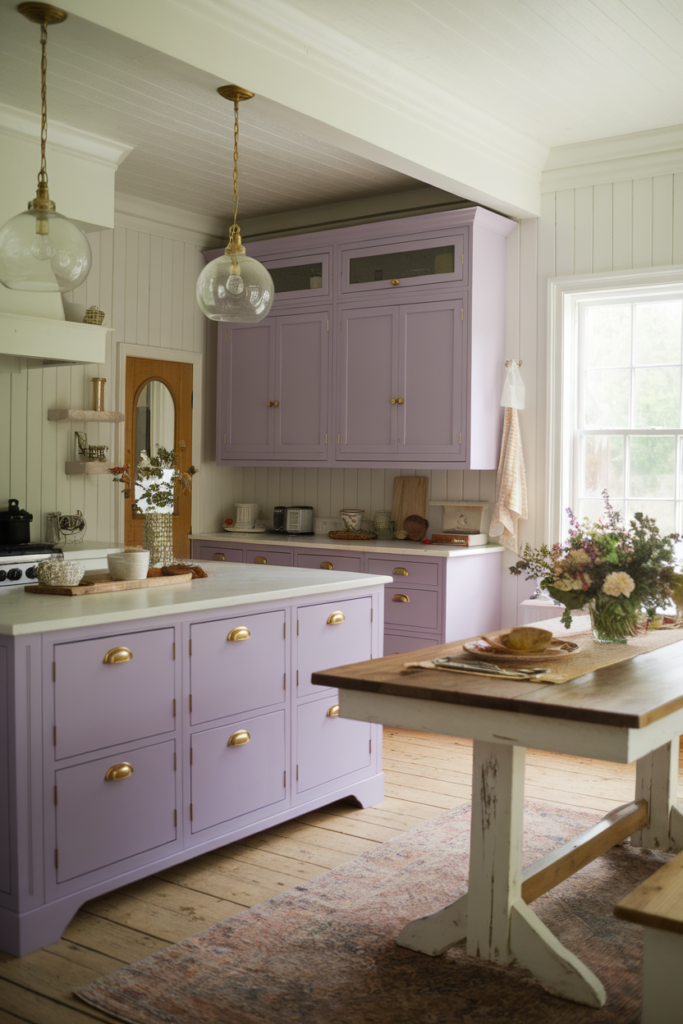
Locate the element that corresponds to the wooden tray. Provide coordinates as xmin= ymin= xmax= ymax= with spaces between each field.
xmin=463 ymin=638 xmax=580 ymax=662
xmin=25 ymin=571 xmax=193 ymax=596
xmin=328 ymin=531 xmax=377 ymax=540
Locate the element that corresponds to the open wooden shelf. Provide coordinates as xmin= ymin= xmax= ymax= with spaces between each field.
xmin=65 ymin=461 xmax=113 ymax=475
xmin=48 ymin=410 xmax=124 ymax=422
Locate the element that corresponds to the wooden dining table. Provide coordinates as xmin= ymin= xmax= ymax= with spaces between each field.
xmin=311 ymin=623 xmax=683 ymax=1008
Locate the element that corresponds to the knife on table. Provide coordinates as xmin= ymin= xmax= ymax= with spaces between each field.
xmin=403 ymin=657 xmax=551 ymax=681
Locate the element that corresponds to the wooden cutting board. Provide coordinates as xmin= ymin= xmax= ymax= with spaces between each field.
xmin=25 ymin=571 xmax=193 ymax=596
xmin=391 ymin=477 xmax=429 ymax=534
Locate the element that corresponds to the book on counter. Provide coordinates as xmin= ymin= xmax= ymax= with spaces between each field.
xmin=431 ymin=532 xmax=488 ymax=547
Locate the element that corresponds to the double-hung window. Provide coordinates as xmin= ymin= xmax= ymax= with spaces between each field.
xmin=548 ymin=270 xmax=683 ymax=541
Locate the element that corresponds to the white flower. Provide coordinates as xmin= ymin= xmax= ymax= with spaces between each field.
xmin=602 ymin=571 xmax=635 ymax=598
xmin=567 ymin=549 xmax=591 ymax=566
xmin=553 ymin=577 xmax=575 ymax=592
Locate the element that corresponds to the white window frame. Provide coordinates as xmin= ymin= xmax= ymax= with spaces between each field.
xmin=547 ymin=265 xmax=683 ymax=544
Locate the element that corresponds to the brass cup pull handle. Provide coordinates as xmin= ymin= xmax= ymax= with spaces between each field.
xmin=254 ymin=556 xmax=267 ymax=564
xmin=392 ymin=593 xmax=410 ymax=603
xmin=105 ymin=762 xmax=134 ymax=782
xmin=227 ymin=627 xmax=251 ymax=642
xmin=327 ymin=705 xmax=340 ymax=717
xmin=327 ymin=611 xmax=346 ymax=625
xmin=213 ymin=552 xmax=226 ymax=561
xmin=393 ymin=567 xmax=409 ymax=575
xmin=320 ymin=561 xmax=334 ymax=570
xmin=390 ymin=279 xmax=400 ymax=285
xmin=228 ymin=730 xmax=251 ymax=747
xmin=397 ymin=398 xmax=404 ymax=404
xmin=103 ymin=647 xmax=133 ymax=665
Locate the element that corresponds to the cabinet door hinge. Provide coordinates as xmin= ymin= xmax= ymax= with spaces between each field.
xmin=55 ymin=849 xmax=59 ymax=870
xmin=283 ymin=673 xmax=286 ymax=690
xmin=224 ymin=433 xmax=227 ymax=445
xmin=191 ymin=390 xmax=194 ymax=409
xmin=284 ymin=770 xmax=287 ymax=787
xmin=325 ymin=433 xmax=328 ymax=444
xmin=461 ymin=308 xmax=463 ymax=321
xmin=283 ymin=622 xmax=286 ymax=639
xmin=53 ymin=726 xmax=57 ymax=747
xmin=459 ymin=432 xmax=462 ymax=444
xmin=172 ymin=642 xmax=176 ymax=660
xmin=174 ymin=752 xmax=177 ymax=771
xmin=189 ymin=638 xmax=192 ymax=657
xmin=190 ymin=803 xmax=193 ymax=821
xmin=52 ymin=662 xmax=56 ymax=683
xmin=172 ymin=698 xmax=176 ymax=718
xmin=54 ymin=785 xmax=58 ymax=805
xmin=327 ymin=319 xmax=329 ymax=332
xmin=340 ymin=321 xmax=342 ymax=330
xmin=462 ymin=252 xmax=464 ymax=264
xmin=369 ymin=739 xmax=372 ymax=754
xmin=337 ymin=433 xmax=340 ymax=444
xmin=189 ymin=694 xmax=193 ymax=714
xmin=297 ymin=620 xmax=299 ymax=636
xmin=296 ymin=765 xmax=299 ymax=781
xmin=174 ymin=809 xmax=178 ymax=827
xmin=296 ymin=669 xmax=299 ymax=687
xmin=370 ymin=608 xmax=373 ymax=622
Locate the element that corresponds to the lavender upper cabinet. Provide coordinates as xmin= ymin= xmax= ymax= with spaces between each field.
xmin=340 ymin=231 xmax=466 ymax=296
xmin=217 ymin=309 xmax=329 ymax=463
xmin=338 ymin=306 xmax=397 ymax=457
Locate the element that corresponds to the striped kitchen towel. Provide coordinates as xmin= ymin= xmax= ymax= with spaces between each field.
xmin=489 ymin=405 xmax=528 ymax=552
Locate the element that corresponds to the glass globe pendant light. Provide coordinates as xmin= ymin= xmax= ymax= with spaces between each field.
xmin=0 ymin=3 xmax=91 ymax=293
xmin=196 ymin=86 xmax=274 ymax=322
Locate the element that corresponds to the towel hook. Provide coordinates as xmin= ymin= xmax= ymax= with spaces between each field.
xmin=505 ymin=358 xmax=522 ymax=367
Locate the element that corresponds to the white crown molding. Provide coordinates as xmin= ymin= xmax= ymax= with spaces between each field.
xmin=0 ymin=102 xmax=133 ymax=169
xmin=542 ymin=124 xmax=683 ymax=193
xmin=114 ymin=192 xmax=228 ymax=247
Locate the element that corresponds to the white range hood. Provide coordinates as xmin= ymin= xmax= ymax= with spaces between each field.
xmin=0 ymin=311 xmax=111 ymax=372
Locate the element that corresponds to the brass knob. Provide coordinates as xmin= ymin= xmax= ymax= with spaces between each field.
xmin=267 ymin=401 xmax=273 ymax=407
xmin=320 ymin=561 xmax=334 ymax=570
xmin=103 ymin=647 xmax=133 ymax=665
xmin=104 ymin=762 xmax=134 ymax=782
xmin=390 ymin=279 xmax=400 ymax=286
xmin=228 ymin=730 xmax=251 ymax=747
xmin=393 ymin=567 xmax=409 ymax=576
xmin=273 ymin=401 xmax=279 ymax=407
xmin=392 ymin=593 xmax=410 ymax=603
xmin=326 ymin=705 xmax=340 ymax=717
xmin=397 ymin=398 xmax=404 ymax=404
xmin=391 ymin=398 xmax=397 ymax=404
xmin=213 ymin=552 xmax=226 ymax=561
xmin=254 ymin=556 xmax=267 ymax=564
xmin=327 ymin=611 xmax=346 ymax=625
xmin=227 ymin=627 xmax=251 ymax=642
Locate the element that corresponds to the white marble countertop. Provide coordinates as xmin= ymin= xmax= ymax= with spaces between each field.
xmin=57 ymin=541 xmax=125 ymax=560
xmin=191 ymin=532 xmax=503 ymax=559
xmin=1 ymin=561 xmax=391 ymax=637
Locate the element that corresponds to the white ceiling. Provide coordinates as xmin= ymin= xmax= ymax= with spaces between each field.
xmin=1 ymin=0 xmax=683 ymax=222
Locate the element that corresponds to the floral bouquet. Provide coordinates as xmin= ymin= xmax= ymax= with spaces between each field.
xmin=110 ymin=445 xmax=194 ymax=512
xmin=509 ymin=492 xmax=679 ymax=641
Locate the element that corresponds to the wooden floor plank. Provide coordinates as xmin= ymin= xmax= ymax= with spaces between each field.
xmin=61 ymin=914 xmax=169 ymax=964
xmin=294 ymin=809 xmax=403 ymax=843
xmin=0 ymin=952 xmax=119 ymax=1022
xmin=0 ymin=979 xmax=115 ymax=1024
xmin=211 ymin=841 xmax=329 ymax=879
xmin=0 ymin=1008 xmax=34 ymax=1024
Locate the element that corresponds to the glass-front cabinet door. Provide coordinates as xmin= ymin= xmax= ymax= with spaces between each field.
xmin=263 ymin=252 xmax=331 ymax=303
xmin=340 ymin=232 xmax=466 ymax=295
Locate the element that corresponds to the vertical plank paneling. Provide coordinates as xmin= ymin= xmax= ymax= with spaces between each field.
xmin=592 ymin=184 xmax=613 ymax=272
xmin=573 ymin=186 xmax=593 ymax=274
xmin=674 ymin=174 xmax=683 ymax=265
xmin=160 ymin=237 xmax=174 ymax=348
xmin=632 ymin=178 xmax=653 ymax=268
xmin=172 ymin=240 xmax=184 ymax=349
xmin=612 ymin=180 xmax=633 ymax=270
xmin=554 ymin=189 xmax=575 ymax=276
xmin=652 ymin=175 xmax=674 ymax=267
xmin=136 ymin=233 xmax=151 ymax=345
xmin=148 ymin=235 xmax=163 ymax=347
xmin=330 ymin=468 xmax=344 ymax=520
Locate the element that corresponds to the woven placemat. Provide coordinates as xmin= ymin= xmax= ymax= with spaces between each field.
xmin=432 ymin=625 xmax=683 ymax=684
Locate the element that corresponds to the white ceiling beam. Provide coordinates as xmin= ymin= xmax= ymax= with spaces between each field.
xmin=61 ymin=0 xmax=546 ymax=218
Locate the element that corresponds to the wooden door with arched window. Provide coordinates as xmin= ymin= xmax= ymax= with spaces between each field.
xmin=124 ymin=357 xmax=193 ymax=558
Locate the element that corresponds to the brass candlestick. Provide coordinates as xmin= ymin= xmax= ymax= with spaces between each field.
xmin=92 ymin=377 xmax=106 ymax=412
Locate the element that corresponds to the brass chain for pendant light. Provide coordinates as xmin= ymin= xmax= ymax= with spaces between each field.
xmin=217 ymin=85 xmax=254 ymax=255
xmin=232 ymin=94 xmax=239 ymax=230
xmin=38 ymin=20 xmax=48 ymax=192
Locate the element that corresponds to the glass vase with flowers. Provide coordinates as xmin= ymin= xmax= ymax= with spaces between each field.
xmin=110 ymin=446 xmax=193 ymax=567
xmin=510 ymin=493 xmax=679 ymax=643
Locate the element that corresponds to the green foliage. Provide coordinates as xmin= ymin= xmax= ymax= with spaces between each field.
xmin=110 ymin=446 xmax=194 ymax=512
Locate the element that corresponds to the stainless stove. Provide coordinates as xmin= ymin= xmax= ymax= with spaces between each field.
xmin=0 ymin=544 xmax=62 ymax=586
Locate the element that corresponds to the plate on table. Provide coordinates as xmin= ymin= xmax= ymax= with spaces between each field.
xmin=463 ymin=638 xmax=580 ymax=662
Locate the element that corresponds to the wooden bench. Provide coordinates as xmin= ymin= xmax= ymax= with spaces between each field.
xmin=615 ymin=849 xmax=683 ymax=1024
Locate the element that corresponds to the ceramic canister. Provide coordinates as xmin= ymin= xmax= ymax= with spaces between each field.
xmin=340 ymin=509 xmax=364 ymax=532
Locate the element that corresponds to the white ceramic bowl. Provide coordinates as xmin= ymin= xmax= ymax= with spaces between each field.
xmin=107 ymin=550 xmax=150 ymax=581
xmin=35 ymin=557 xmax=85 ymax=587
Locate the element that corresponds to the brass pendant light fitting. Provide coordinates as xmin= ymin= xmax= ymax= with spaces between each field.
xmin=216 ymin=85 xmax=254 ymax=258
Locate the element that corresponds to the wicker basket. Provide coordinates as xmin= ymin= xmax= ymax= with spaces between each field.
xmin=328 ymin=530 xmax=377 ymax=540
xmin=83 ymin=306 xmax=105 ymax=326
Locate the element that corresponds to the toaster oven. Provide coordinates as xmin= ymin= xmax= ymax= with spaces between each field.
xmin=284 ymin=506 xmax=314 ymax=534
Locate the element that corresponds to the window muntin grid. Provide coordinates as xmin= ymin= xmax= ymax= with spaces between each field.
xmin=575 ymin=295 xmax=683 ymax=534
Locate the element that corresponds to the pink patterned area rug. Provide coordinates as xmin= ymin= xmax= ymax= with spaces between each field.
xmin=75 ymin=803 xmax=667 ymax=1024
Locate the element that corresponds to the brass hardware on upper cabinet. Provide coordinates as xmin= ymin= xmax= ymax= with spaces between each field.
xmin=459 ymin=432 xmax=462 ymax=444
xmin=325 ymin=433 xmax=328 ymax=444
xmin=55 ymin=849 xmax=58 ymax=870
xmin=297 ymin=620 xmax=299 ymax=635
xmin=391 ymin=398 xmax=397 ymax=404
xmin=390 ymin=279 xmax=400 ymax=285
xmin=327 ymin=705 xmax=340 ymax=717
xmin=369 ymin=739 xmax=372 ymax=753
xmin=392 ymin=594 xmax=410 ymax=603
xmin=213 ymin=552 xmax=226 ymax=561
xmin=296 ymin=670 xmax=299 ymax=686
xmin=172 ymin=642 xmax=175 ymax=660
xmin=296 ymin=764 xmax=299 ymax=780
xmin=190 ymin=747 xmax=193 ymax=765
xmin=283 ymin=673 xmax=286 ymax=690
xmin=54 ymin=786 xmax=58 ymax=806
xmin=284 ymin=770 xmax=286 ymax=786
xmin=52 ymin=662 xmax=56 ymax=682
xmin=254 ymin=556 xmax=267 ymax=565
xmin=327 ymin=611 xmax=346 ymax=625
xmin=190 ymin=803 xmax=193 ymax=821
xmin=173 ymin=699 xmax=176 ymax=718
xmin=53 ymin=726 xmax=56 ymax=746
xmin=283 ymin=623 xmax=286 ymax=638
xmin=320 ymin=561 xmax=333 ymax=570
xmin=174 ymin=752 xmax=177 ymax=770
xmin=189 ymin=694 xmax=193 ymax=713
xmin=227 ymin=626 xmax=251 ymax=642
xmin=371 ymin=608 xmax=373 ymax=622
xmin=189 ymin=638 xmax=193 ymax=656
xmin=174 ymin=809 xmax=177 ymax=827
xmin=397 ymin=398 xmax=404 ymax=404
xmin=103 ymin=646 xmax=132 ymax=665
xmin=227 ymin=729 xmax=251 ymax=747
xmin=267 ymin=401 xmax=273 ymax=407
xmin=273 ymin=401 xmax=279 ymax=407
xmin=104 ymin=762 xmax=134 ymax=782
xmin=393 ymin=567 xmax=409 ymax=576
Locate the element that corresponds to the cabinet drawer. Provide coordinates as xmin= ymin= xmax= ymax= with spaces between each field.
xmin=383 ymin=632 xmax=442 ymax=656
xmin=366 ymin=556 xmax=439 ymax=587
xmin=190 ymin=610 xmax=286 ymax=725
xmin=295 ymin=552 xmax=362 ymax=573
xmin=384 ymin=586 xmax=440 ymax=631
xmin=296 ymin=695 xmax=371 ymax=793
xmin=194 ymin=544 xmax=243 ymax=563
xmin=246 ymin=548 xmax=294 ymax=566
xmin=191 ymin=710 xmax=286 ymax=832
xmin=55 ymin=739 xmax=176 ymax=883
xmin=53 ymin=628 xmax=175 ymax=760
xmin=296 ymin=596 xmax=372 ymax=698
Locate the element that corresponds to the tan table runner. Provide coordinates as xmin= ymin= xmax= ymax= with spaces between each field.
xmin=407 ymin=625 xmax=683 ymax=685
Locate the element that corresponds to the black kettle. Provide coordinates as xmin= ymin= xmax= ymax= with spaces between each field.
xmin=0 ymin=499 xmax=33 ymax=545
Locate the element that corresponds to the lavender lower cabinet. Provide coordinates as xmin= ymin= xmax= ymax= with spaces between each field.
xmin=296 ymin=695 xmax=371 ymax=794
xmin=296 ymin=596 xmax=372 ymax=698
xmin=194 ymin=544 xmax=243 ymax=563
xmin=190 ymin=711 xmax=287 ymax=833
xmin=295 ymin=552 xmax=362 ymax=573
xmin=246 ymin=548 xmax=294 ymax=567
xmin=383 ymin=585 xmax=440 ymax=633
xmin=53 ymin=628 xmax=175 ymax=760
xmin=53 ymin=739 xmax=177 ymax=887
xmin=383 ymin=632 xmax=441 ymax=656
xmin=190 ymin=611 xmax=285 ymax=725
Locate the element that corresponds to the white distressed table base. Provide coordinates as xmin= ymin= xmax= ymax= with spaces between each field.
xmin=634 ymin=739 xmax=683 ymax=852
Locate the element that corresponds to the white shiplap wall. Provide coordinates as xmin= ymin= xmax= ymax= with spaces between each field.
xmin=0 ymin=224 xmax=242 ymax=542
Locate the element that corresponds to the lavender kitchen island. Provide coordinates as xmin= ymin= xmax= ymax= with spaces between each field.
xmin=0 ymin=560 xmax=389 ymax=956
